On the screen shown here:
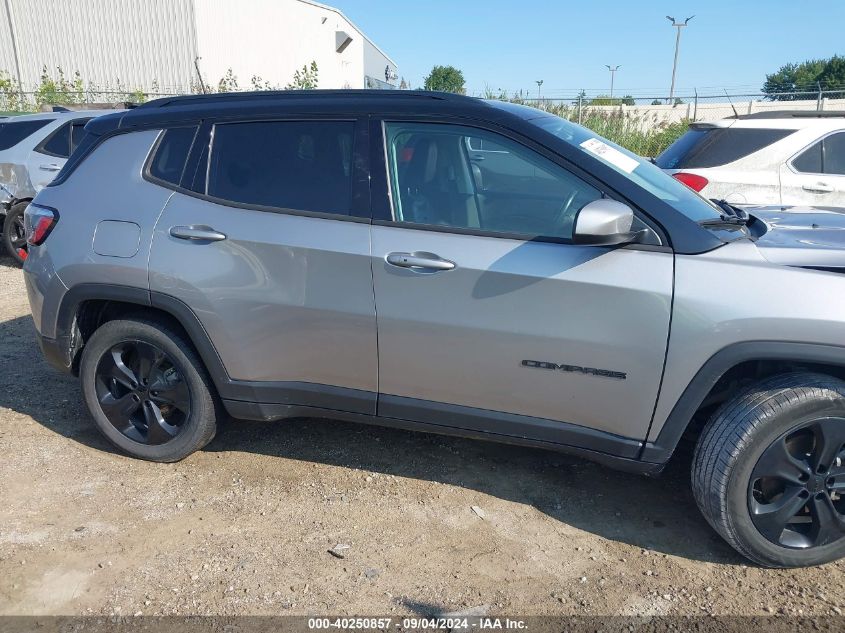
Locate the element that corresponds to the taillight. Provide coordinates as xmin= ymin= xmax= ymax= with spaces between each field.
xmin=672 ymin=172 xmax=709 ymax=192
xmin=24 ymin=203 xmax=59 ymax=246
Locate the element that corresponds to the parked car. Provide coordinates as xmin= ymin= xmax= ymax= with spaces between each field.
xmin=656 ymin=111 xmax=845 ymax=207
xmin=0 ymin=109 xmax=121 ymax=264
xmin=23 ymin=90 xmax=845 ymax=568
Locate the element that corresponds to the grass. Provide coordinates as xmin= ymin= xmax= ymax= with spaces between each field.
xmin=482 ymin=89 xmax=689 ymax=157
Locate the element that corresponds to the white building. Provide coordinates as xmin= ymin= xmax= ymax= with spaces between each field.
xmin=0 ymin=0 xmax=398 ymax=96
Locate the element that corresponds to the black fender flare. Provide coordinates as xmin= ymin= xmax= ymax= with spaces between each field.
xmin=640 ymin=341 xmax=845 ymax=463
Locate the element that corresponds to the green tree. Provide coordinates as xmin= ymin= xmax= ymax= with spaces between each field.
xmin=423 ymin=65 xmax=465 ymax=94
xmin=572 ymin=89 xmax=587 ymax=105
xmin=286 ymin=61 xmax=319 ymax=90
xmin=589 ymin=95 xmax=633 ymax=106
xmin=763 ymin=56 xmax=845 ymax=100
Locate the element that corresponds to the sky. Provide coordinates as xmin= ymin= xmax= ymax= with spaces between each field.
xmin=330 ymin=0 xmax=845 ymax=100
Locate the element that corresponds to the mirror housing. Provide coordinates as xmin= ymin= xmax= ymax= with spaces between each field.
xmin=573 ymin=199 xmax=643 ymax=246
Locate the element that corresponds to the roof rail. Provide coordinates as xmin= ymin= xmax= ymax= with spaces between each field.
xmin=730 ymin=110 xmax=845 ymax=120
xmin=139 ymin=89 xmax=472 ymax=109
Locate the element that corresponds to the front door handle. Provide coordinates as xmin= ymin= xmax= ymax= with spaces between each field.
xmin=386 ymin=251 xmax=456 ymax=271
xmin=803 ymin=182 xmax=833 ymax=193
xmin=169 ymin=225 xmax=227 ymax=242
xmin=39 ymin=163 xmax=61 ymax=171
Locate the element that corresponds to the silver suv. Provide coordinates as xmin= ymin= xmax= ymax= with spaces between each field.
xmin=23 ymin=91 xmax=845 ymax=568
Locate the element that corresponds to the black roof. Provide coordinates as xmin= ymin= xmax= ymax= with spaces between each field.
xmin=88 ymin=90 xmax=539 ymax=135
xmin=730 ymin=110 xmax=845 ymax=120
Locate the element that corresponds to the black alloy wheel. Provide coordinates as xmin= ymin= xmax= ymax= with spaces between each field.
xmin=749 ymin=418 xmax=845 ymax=549
xmin=94 ymin=340 xmax=192 ymax=445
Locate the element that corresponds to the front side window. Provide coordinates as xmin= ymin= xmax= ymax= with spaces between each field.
xmin=207 ymin=120 xmax=354 ymax=215
xmin=385 ymin=122 xmax=601 ymax=240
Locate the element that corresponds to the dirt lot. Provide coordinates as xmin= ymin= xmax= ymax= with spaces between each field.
xmin=1 ymin=258 xmax=845 ymax=618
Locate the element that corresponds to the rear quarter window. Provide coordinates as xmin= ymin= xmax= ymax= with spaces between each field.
xmin=148 ymin=126 xmax=198 ymax=186
xmin=0 ymin=119 xmax=52 ymax=150
xmin=656 ymin=127 xmax=796 ymax=169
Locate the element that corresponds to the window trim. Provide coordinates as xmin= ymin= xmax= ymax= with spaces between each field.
xmin=787 ymin=130 xmax=845 ymax=177
xmin=34 ymin=117 xmax=92 ymax=158
xmin=376 ymin=117 xmax=665 ymax=247
xmin=142 ymin=115 xmax=371 ymax=223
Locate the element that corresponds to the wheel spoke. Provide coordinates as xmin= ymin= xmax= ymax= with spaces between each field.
xmin=102 ymin=347 xmax=139 ymax=390
xmin=135 ymin=344 xmax=164 ymax=385
xmin=99 ymin=391 xmax=141 ymax=426
xmin=752 ymin=436 xmax=812 ymax=485
xmin=143 ymin=400 xmax=179 ymax=445
xmin=810 ymin=419 xmax=845 ymax=474
xmin=808 ymin=493 xmax=845 ymax=547
xmin=750 ymin=486 xmax=809 ymax=543
xmin=151 ymin=380 xmax=190 ymax=413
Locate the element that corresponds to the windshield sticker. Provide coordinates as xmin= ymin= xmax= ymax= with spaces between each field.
xmin=580 ymin=138 xmax=639 ymax=174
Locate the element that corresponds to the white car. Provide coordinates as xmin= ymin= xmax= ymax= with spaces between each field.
xmin=0 ymin=109 xmax=121 ymax=263
xmin=655 ymin=111 xmax=845 ymax=208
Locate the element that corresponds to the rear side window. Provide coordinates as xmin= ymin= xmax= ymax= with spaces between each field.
xmin=149 ymin=126 xmax=197 ymax=186
xmin=656 ymin=127 xmax=795 ymax=169
xmin=41 ymin=123 xmax=71 ymax=156
xmin=36 ymin=118 xmax=92 ymax=158
xmin=793 ymin=132 xmax=845 ymax=175
xmin=206 ymin=120 xmax=354 ymax=215
xmin=0 ymin=119 xmax=51 ymax=150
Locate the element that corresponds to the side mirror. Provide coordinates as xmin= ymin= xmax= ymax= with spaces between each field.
xmin=573 ymin=199 xmax=643 ymax=246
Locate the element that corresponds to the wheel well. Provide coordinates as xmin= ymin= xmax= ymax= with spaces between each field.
xmin=676 ymin=359 xmax=845 ymax=453
xmin=70 ymin=299 xmax=190 ymax=374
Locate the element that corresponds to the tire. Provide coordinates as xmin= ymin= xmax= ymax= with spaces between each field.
xmin=692 ymin=372 xmax=845 ymax=567
xmin=3 ymin=201 xmax=29 ymax=265
xmin=79 ymin=317 xmax=222 ymax=462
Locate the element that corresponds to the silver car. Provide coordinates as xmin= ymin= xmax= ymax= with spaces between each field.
xmin=22 ymin=90 xmax=845 ymax=568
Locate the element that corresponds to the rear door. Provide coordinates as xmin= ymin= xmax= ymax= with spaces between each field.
xmin=369 ymin=118 xmax=674 ymax=450
xmin=147 ymin=117 xmax=378 ymax=413
xmin=781 ymin=131 xmax=845 ymax=207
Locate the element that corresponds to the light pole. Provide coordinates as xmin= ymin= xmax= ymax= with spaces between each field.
xmin=666 ymin=15 xmax=694 ymax=102
xmin=535 ymin=79 xmax=544 ymax=101
xmin=605 ymin=65 xmax=620 ymax=101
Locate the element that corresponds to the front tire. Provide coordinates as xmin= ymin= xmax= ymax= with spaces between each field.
xmin=3 ymin=201 xmax=29 ymax=265
xmin=79 ymin=317 xmax=222 ymax=462
xmin=692 ymin=372 xmax=845 ymax=567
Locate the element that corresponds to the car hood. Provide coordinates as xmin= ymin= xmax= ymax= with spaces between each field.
xmin=748 ymin=205 xmax=845 ymax=268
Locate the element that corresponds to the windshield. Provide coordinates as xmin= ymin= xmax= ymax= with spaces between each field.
xmin=531 ymin=116 xmax=723 ymax=222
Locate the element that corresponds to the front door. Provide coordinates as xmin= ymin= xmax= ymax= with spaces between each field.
xmin=370 ymin=120 xmax=674 ymax=448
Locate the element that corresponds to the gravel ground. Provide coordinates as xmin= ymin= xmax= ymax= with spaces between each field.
xmin=1 ymin=257 xmax=845 ymax=618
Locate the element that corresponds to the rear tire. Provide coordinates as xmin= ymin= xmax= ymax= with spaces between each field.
xmin=692 ymin=372 xmax=845 ymax=567
xmin=2 ymin=201 xmax=28 ymax=265
xmin=79 ymin=317 xmax=222 ymax=462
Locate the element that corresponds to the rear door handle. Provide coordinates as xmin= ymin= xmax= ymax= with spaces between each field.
xmin=803 ymin=182 xmax=833 ymax=193
xmin=39 ymin=163 xmax=61 ymax=171
xmin=386 ymin=251 xmax=455 ymax=271
xmin=169 ymin=225 xmax=227 ymax=242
